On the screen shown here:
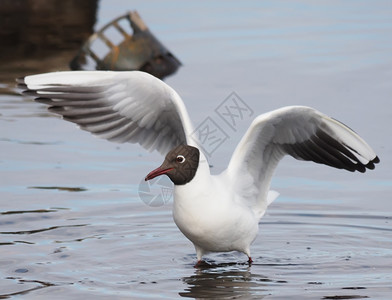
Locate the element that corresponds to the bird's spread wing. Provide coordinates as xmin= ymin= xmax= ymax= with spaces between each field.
xmin=227 ymin=106 xmax=379 ymax=216
xmin=18 ymin=71 xmax=195 ymax=155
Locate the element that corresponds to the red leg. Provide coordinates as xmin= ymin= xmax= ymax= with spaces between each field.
xmin=194 ymin=260 xmax=203 ymax=268
xmin=248 ymin=256 xmax=253 ymax=264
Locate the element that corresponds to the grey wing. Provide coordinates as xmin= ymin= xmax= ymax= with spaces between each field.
xmin=19 ymin=71 xmax=195 ymax=155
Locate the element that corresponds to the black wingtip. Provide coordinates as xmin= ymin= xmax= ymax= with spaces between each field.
xmin=365 ymin=161 xmax=375 ymax=170
xmin=361 ymin=155 xmax=380 ymax=172
xmin=16 ymin=77 xmax=26 ymax=84
xmin=356 ymin=164 xmax=366 ymax=173
xmin=34 ymin=97 xmax=53 ymax=104
xmin=22 ymin=90 xmax=37 ymax=96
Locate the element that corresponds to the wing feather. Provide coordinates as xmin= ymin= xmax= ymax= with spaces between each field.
xmin=21 ymin=71 xmax=195 ymax=154
xmin=227 ymin=106 xmax=379 ymax=216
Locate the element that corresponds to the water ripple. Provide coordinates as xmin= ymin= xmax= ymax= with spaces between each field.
xmin=0 ymin=224 xmax=88 ymax=235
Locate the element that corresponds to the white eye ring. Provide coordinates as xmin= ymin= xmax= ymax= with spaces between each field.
xmin=176 ymin=155 xmax=185 ymax=163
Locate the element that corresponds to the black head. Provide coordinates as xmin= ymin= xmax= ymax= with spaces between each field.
xmin=145 ymin=145 xmax=200 ymax=185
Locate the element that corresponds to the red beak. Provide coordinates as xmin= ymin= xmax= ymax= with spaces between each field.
xmin=145 ymin=167 xmax=174 ymax=181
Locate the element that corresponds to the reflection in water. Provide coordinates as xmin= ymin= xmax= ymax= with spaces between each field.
xmin=180 ymin=263 xmax=278 ymax=299
xmin=180 ymin=259 xmax=371 ymax=299
xmin=0 ymin=224 xmax=88 ymax=235
xmin=1 ymin=209 xmax=58 ymax=215
xmin=0 ymin=1 xmax=97 ymax=56
xmin=0 ymin=0 xmax=98 ymax=82
xmin=0 ymin=278 xmax=56 ymax=299
xmin=322 ymin=295 xmax=369 ymax=300
xmin=0 ymin=2 xmax=180 ymax=83
xmin=28 ymin=186 xmax=87 ymax=192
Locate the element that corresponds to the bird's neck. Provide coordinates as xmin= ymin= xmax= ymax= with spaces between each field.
xmin=173 ymin=151 xmax=211 ymax=203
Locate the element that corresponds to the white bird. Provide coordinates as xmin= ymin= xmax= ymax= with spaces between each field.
xmin=19 ymin=71 xmax=379 ymax=265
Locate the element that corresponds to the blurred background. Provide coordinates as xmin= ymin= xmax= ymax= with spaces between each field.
xmin=0 ymin=0 xmax=97 ymax=82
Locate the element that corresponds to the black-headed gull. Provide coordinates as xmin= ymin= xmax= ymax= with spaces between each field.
xmin=19 ymin=71 xmax=379 ymax=265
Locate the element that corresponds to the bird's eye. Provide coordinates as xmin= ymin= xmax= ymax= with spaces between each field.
xmin=176 ymin=155 xmax=185 ymax=163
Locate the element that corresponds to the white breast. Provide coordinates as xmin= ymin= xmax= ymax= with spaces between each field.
xmin=172 ymin=166 xmax=259 ymax=254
